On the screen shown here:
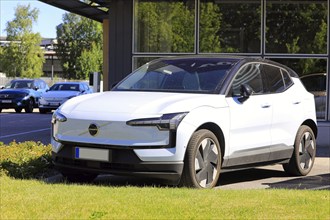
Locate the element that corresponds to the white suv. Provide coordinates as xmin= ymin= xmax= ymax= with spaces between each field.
xmin=51 ymin=56 xmax=317 ymax=188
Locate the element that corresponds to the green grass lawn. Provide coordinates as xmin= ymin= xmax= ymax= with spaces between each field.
xmin=1 ymin=175 xmax=329 ymax=219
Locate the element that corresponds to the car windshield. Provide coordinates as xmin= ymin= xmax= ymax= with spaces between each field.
xmin=50 ymin=84 xmax=79 ymax=91
xmin=5 ymin=80 xmax=33 ymax=89
xmin=114 ymin=58 xmax=237 ymax=93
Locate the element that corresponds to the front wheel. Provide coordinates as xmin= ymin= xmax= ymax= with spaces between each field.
xmin=180 ymin=129 xmax=221 ymax=188
xmin=25 ymin=99 xmax=34 ymax=113
xmin=283 ymin=125 xmax=316 ymax=176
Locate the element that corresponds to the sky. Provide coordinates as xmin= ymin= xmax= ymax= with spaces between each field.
xmin=0 ymin=0 xmax=67 ymax=38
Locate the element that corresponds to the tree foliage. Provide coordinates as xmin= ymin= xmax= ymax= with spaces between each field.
xmin=56 ymin=13 xmax=103 ymax=79
xmin=1 ymin=4 xmax=44 ymax=78
xmin=76 ymin=42 xmax=103 ymax=79
xmin=136 ymin=2 xmax=194 ymax=53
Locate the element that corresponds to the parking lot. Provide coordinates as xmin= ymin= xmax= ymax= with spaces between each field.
xmin=1 ymin=109 xmax=329 ymax=190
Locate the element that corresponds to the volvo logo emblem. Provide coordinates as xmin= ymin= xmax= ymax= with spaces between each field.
xmin=88 ymin=123 xmax=99 ymax=136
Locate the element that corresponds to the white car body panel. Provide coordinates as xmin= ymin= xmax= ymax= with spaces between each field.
xmin=54 ymin=92 xmax=230 ymax=162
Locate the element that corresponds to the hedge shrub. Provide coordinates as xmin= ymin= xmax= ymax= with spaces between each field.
xmin=0 ymin=141 xmax=53 ymax=179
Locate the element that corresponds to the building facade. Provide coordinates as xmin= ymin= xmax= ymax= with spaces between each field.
xmin=40 ymin=0 xmax=329 ymax=146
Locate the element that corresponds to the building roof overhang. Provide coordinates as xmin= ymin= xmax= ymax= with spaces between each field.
xmin=38 ymin=0 xmax=109 ymax=22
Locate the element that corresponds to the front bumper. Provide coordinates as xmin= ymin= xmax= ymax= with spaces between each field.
xmin=0 ymin=98 xmax=28 ymax=109
xmin=52 ymin=144 xmax=184 ymax=184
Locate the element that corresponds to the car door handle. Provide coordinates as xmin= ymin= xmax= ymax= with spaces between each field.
xmin=293 ymin=101 xmax=301 ymax=105
xmin=261 ymin=103 xmax=271 ymax=108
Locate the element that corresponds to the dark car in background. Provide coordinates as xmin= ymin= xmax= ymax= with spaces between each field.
xmin=300 ymin=73 xmax=327 ymax=119
xmin=0 ymin=79 xmax=49 ymax=113
xmin=38 ymin=82 xmax=92 ymax=114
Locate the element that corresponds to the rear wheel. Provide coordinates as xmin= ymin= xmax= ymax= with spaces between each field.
xmin=0 ymin=108 xmax=2 ymax=113
xmin=283 ymin=125 xmax=316 ymax=176
xmin=25 ymin=99 xmax=34 ymax=113
xmin=180 ymin=129 xmax=221 ymax=188
xmin=15 ymin=107 xmax=22 ymax=113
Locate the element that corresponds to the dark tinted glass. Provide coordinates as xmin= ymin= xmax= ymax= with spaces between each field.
xmin=301 ymin=74 xmax=326 ymax=92
xmin=262 ymin=64 xmax=285 ymax=93
xmin=115 ymin=58 xmax=237 ymax=93
xmin=281 ymin=69 xmax=293 ymax=88
xmin=266 ymin=0 xmax=328 ymax=54
xmin=200 ymin=0 xmax=261 ymax=53
xmin=231 ymin=63 xmax=263 ymax=96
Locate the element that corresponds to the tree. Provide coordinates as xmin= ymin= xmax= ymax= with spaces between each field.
xmin=1 ymin=4 xmax=44 ymax=78
xmin=76 ymin=42 xmax=103 ymax=79
xmin=56 ymin=13 xmax=103 ymax=79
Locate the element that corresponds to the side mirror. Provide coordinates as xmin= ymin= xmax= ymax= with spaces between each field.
xmin=238 ymin=84 xmax=253 ymax=103
xmin=34 ymin=86 xmax=39 ymax=91
xmin=0 ymin=86 xmax=4 ymax=89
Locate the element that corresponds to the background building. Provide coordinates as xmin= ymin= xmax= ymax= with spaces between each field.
xmin=40 ymin=0 xmax=329 ymax=146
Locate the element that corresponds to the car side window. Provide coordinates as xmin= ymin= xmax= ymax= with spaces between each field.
xmin=261 ymin=64 xmax=286 ymax=93
xmin=231 ymin=63 xmax=264 ymax=97
xmin=281 ymin=69 xmax=293 ymax=89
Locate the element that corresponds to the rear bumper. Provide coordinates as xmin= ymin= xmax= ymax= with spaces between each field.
xmin=52 ymin=144 xmax=183 ymax=184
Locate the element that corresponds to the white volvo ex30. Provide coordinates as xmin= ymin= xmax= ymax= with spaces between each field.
xmin=52 ymin=56 xmax=317 ymax=188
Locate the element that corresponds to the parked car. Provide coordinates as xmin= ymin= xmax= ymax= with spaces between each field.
xmin=39 ymin=82 xmax=92 ymax=114
xmin=51 ymin=56 xmax=317 ymax=188
xmin=300 ymin=73 xmax=327 ymax=119
xmin=0 ymin=79 xmax=49 ymax=113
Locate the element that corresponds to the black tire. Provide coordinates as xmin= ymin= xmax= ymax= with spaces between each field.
xmin=62 ymin=172 xmax=97 ymax=183
xmin=39 ymin=108 xmax=48 ymax=114
xmin=0 ymin=108 xmax=2 ymax=113
xmin=180 ymin=129 xmax=221 ymax=188
xmin=283 ymin=125 xmax=316 ymax=176
xmin=15 ymin=107 xmax=22 ymax=113
xmin=25 ymin=99 xmax=34 ymax=113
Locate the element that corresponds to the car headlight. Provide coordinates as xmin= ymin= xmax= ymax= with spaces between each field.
xmin=51 ymin=109 xmax=67 ymax=124
xmin=126 ymin=112 xmax=188 ymax=131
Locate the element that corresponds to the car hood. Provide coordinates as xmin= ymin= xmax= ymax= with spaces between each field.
xmin=60 ymin=91 xmax=227 ymax=117
xmin=0 ymin=89 xmax=31 ymax=94
xmin=42 ymin=91 xmax=80 ymax=98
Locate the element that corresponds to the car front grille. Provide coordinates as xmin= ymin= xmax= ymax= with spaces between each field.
xmin=0 ymin=94 xmax=15 ymax=99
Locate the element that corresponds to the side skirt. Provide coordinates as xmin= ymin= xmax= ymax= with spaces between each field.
xmin=222 ymin=144 xmax=293 ymax=170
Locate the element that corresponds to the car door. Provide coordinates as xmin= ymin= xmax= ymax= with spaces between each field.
xmin=261 ymin=65 xmax=302 ymax=159
xmin=225 ymin=63 xmax=272 ymax=166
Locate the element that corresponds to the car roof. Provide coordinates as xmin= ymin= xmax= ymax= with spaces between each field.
xmin=54 ymin=82 xmax=82 ymax=84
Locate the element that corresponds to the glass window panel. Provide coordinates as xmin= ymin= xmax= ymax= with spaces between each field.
xmin=133 ymin=57 xmax=162 ymax=70
xmin=261 ymin=64 xmax=285 ymax=93
xmin=199 ymin=0 xmax=261 ymax=53
xmin=266 ymin=0 xmax=328 ymax=54
xmin=231 ymin=63 xmax=263 ymax=96
xmin=270 ymin=58 xmax=328 ymax=120
xmin=134 ymin=0 xmax=195 ymax=53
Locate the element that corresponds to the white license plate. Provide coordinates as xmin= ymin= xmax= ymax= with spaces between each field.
xmin=1 ymin=100 xmax=12 ymax=103
xmin=75 ymin=147 xmax=110 ymax=162
xmin=50 ymin=102 xmax=60 ymax=106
